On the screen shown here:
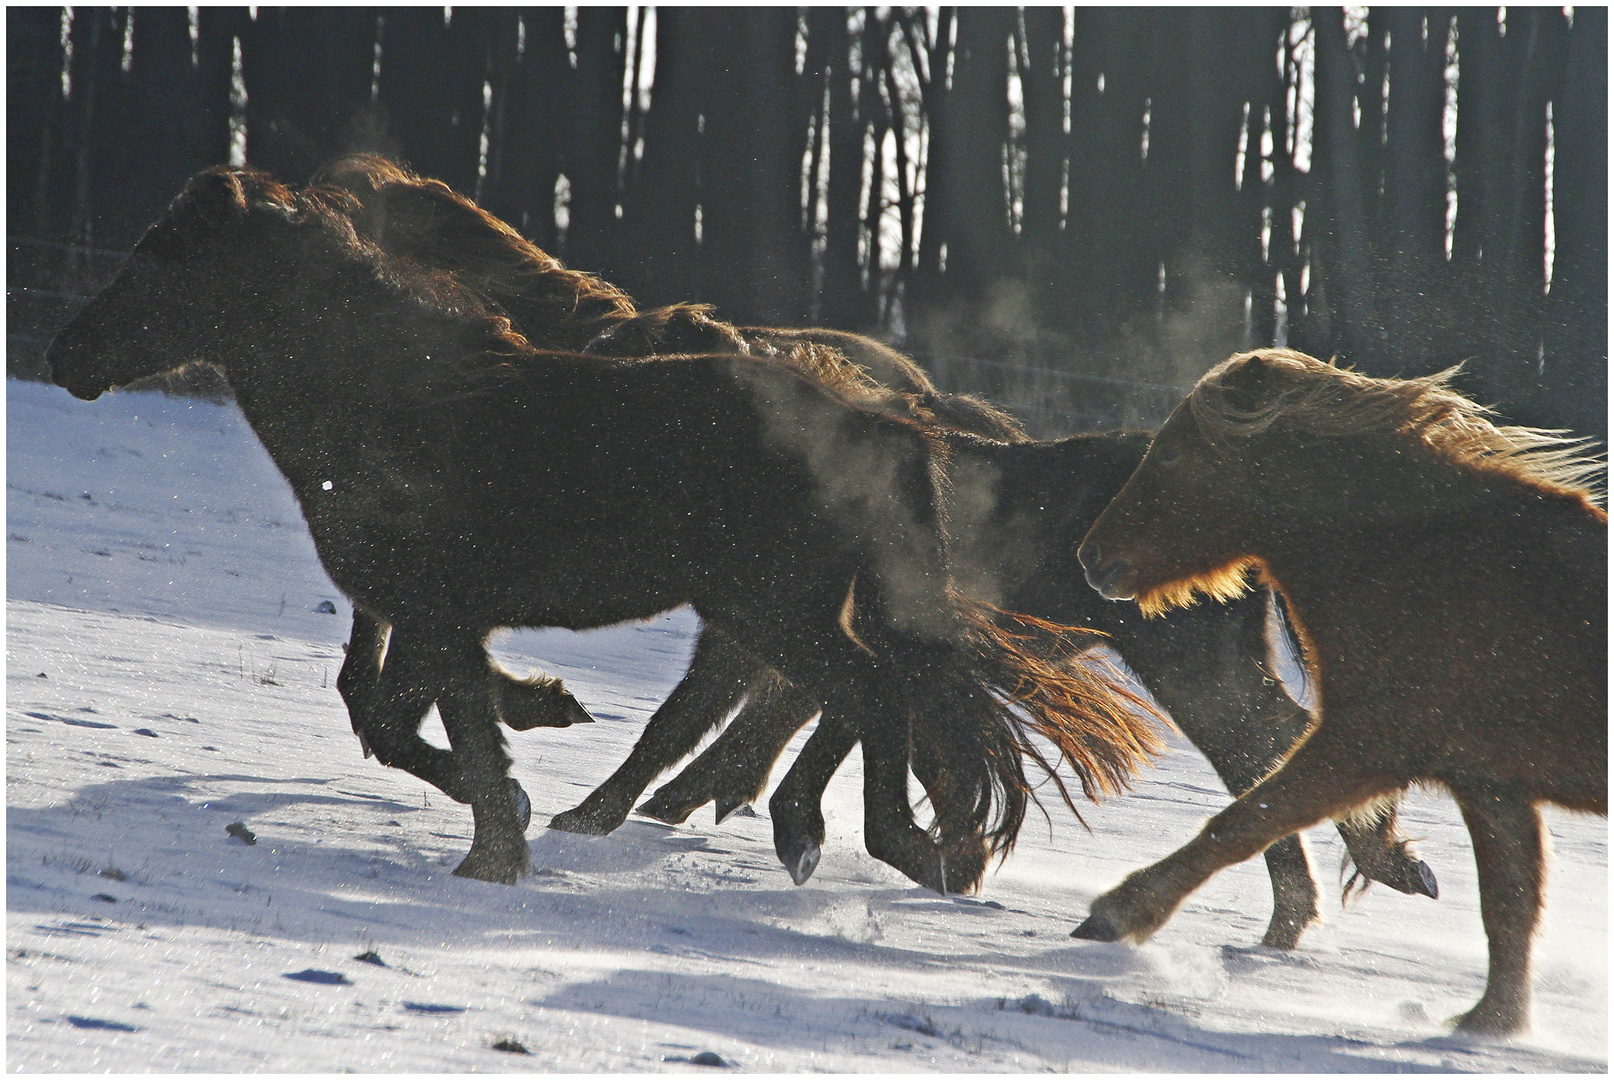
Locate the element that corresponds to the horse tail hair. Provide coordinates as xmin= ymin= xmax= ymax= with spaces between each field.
xmin=960 ymin=605 xmax=1169 ymax=841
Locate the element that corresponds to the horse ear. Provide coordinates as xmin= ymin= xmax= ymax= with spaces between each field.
xmin=173 ymin=169 xmax=249 ymax=232
xmin=362 ymin=184 xmax=443 ymax=251
xmin=1218 ymin=351 xmax=1279 ymax=413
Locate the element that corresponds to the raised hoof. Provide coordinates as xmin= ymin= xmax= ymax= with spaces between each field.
xmin=780 ymin=841 xmax=822 ymax=886
xmin=1411 ymin=859 xmax=1439 ymax=899
xmin=635 ymin=793 xmax=694 ymax=826
xmin=499 ymin=678 xmax=596 ymax=731
xmin=1071 ymin=913 xmax=1123 ymax=942
xmin=508 ymin=779 xmax=532 ymax=833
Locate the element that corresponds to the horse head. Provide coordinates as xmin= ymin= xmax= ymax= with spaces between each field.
xmin=48 ymin=166 xmax=306 ymax=400
xmin=1078 ymin=354 xmax=1284 ymax=617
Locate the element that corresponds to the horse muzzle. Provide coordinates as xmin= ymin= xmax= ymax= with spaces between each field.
xmin=45 ymin=333 xmax=110 ymax=400
xmin=1077 ymin=539 xmax=1137 ymax=601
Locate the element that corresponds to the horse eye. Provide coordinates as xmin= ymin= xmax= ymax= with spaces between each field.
xmin=1155 ymin=445 xmax=1182 ymax=467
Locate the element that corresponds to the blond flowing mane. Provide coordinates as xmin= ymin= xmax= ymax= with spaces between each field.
xmin=1190 ymin=348 xmax=1606 ymax=506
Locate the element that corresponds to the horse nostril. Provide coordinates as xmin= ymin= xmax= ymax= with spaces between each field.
xmin=1078 ymin=539 xmax=1102 ymax=573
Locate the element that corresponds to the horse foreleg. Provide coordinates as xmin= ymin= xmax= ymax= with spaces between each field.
xmin=1073 ymin=723 xmax=1401 ymax=944
xmin=550 ymin=626 xmax=759 ymax=835
xmin=768 ymin=711 xmax=859 ymax=885
xmin=348 ymin=621 xmax=473 ymax=804
xmin=1450 ymin=788 xmax=1543 ymax=1035
xmin=336 ymin=610 xmax=388 ymax=757
xmin=433 ymin=631 xmax=529 ymax=885
xmin=637 ymin=673 xmax=818 ymax=825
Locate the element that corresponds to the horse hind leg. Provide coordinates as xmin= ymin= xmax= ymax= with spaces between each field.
xmin=768 ymin=711 xmax=859 ymax=885
xmin=1450 ymin=788 xmax=1543 ymax=1035
xmin=637 ymin=671 xmax=818 ymax=826
xmin=550 ymin=625 xmax=757 ymax=835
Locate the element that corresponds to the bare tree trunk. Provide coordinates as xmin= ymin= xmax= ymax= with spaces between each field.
xmin=1541 ymin=6 xmax=1607 ymax=440
xmin=563 ymin=7 xmax=627 ymax=276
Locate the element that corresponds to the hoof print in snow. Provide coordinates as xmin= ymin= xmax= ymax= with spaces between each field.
xmin=314 ymin=600 xmax=337 ymax=614
xmin=66 ymin=1015 xmax=139 ymax=1032
xmin=353 ymin=950 xmax=387 ymax=967
xmin=131 ymin=728 xmax=159 ymax=738
xmin=284 ymin=969 xmax=351 ymax=985
xmin=491 ymin=1039 xmax=530 ymax=1054
xmin=90 ymin=893 xmax=117 ymax=903
xmin=403 ymin=1002 xmax=465 ymax=1014
xmin=99 ymin=868 xmax=128 ymax=882
xmin=225 ymin=822 xmax=257 ymax=845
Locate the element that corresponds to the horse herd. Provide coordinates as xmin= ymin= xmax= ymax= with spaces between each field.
xmin=46 ymin=159 xmax=1604 ymax=1037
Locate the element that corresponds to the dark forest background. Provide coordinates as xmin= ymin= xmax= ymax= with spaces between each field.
xmin=8 ymin=7 xmax=1606 ymax=438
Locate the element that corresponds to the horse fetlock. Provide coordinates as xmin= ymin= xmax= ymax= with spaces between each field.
xmin=866 ymin=824 xmax=952 ymax=894
xmin=1259 ymin=905 xmax=1318 ymax=950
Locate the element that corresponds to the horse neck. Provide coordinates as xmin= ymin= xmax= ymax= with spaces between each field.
xmin=946 ymin=433 xmax=1146 ymax=601
xmin=220 ymin=247 xmax=464 ymax=495
xmin=1249 ymin=445 xmax=1591 ymax=696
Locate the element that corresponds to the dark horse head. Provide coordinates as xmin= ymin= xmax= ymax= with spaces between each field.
xmin=48 ymin=166 xmax=356 ymax=401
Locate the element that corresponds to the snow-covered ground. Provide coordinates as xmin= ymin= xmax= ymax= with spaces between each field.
xmin=6 ymin=377 xmax=1606 ymax=1072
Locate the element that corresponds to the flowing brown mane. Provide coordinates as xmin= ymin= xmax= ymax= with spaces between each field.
xmin=310 ymin=154 xmax=637 ymax=349
xmin=1191 ymin=348 xmax=1606 ymax=506
xmin=307 ymin=157 xmax=974 ymax=430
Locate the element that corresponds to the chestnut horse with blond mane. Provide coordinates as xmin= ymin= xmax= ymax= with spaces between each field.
xmin=1077 ymin=348 xmax=1606 ymax=1034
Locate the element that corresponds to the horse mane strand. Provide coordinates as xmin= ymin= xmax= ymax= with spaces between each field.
xmin=1191 ymin=349 xmax=1606 ymax=506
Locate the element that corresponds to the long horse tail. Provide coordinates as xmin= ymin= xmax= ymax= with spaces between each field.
xmin=959 ymin=604 xmax=1169 ymax=846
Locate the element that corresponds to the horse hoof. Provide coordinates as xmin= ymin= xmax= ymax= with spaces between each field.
xmin=508 ymin=779 xmax=532 ymax=833
xmin=1411 ymin=859 xmax=1439 ymax=899
xmin=547 ymin=808 xmax=615 ymax=835
xmin=781 ymin=842 xmax=822 ymax=886
xmin=714 ymin=799 xmax=757 ymax=824
xmin=634 ymin=795 xmax=690 ymax=826
xmin=1071 ymin=913 xmax=1123 ymax=942
xmin=1452 ymin=1001 xmax=1528 ymax=1036
xmin=452 ymin=842 xmax=527 ymax=885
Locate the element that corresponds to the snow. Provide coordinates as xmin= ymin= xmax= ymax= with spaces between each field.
xmin=6 ymin=377 xmax=1606 ymax=1072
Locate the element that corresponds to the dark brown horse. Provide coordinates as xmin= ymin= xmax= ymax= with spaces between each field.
xmin=314 ymin=155 xmax=1436 ymax=946
xmin=46 ymin=165 xmax=1162 ymax=892
xmin=1076 ymin=348 xmax=1606 ymax=1033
